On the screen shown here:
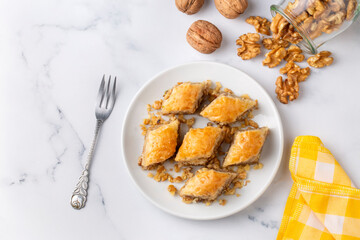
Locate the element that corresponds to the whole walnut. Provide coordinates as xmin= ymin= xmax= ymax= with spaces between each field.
xmin=186 ymin=20 xmax=222 ymax=54
xmin=214 ymin=0 xmax=248 ymax=19
xmin=175 ymin=0 xmax=204 ymax=15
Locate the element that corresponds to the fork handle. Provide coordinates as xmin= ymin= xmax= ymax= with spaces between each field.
xmin=70 ymin=119 xmax=103 ymax=209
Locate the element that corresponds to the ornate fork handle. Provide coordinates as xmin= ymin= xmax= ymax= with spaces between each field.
xmin=71 ymin=119 xmax=103 ymax=209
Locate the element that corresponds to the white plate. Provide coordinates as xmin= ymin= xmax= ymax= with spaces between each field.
xmin=121 ymin=61 xmax=284 ymax=220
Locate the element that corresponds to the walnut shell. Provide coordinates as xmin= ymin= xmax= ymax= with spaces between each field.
xmin=214 ymin=0 xmax=248 ymax=19
xmin=186 ymin=20 xmax=222 ymax=54
xmin=175 ymin=0 xmax=204 ymax=15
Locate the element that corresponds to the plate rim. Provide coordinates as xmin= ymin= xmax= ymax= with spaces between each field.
xmin=121 ymin=60 xmax=284 ymax=220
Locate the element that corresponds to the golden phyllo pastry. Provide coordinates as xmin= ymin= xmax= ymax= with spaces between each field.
xmin=200 ymin=94 xmax=257 ymax=124
xmin=175 ymin=126 xmax=224 ymax=165
xmin=140 ymin=120 xmax=180 ymax=169
xmin=180 ymin=168 xmax=237 ymax=202
xmin=161 ymin=82 xmax=208 ymax=114
xmin=223 ymin=127 xmax=269 ymax=167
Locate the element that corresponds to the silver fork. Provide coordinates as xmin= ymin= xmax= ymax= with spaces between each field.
xmin=70 ymin=75 xmax=117 ymax=210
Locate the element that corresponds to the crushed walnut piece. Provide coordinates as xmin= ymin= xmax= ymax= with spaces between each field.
xmin=284 ymin=45 xmax=305 ymax=62
xmin=262 ymin=38 xmax=289 ymax=50
xmin=263 ymin=47 xmax=287 ymax=68
xmin=152 ymin=100 xmax=162 ymax=110
xmin=147 ymin=173 xmax=154 ymax=178
xmin=182 ymin=167 xmax=194 ymax=180
xmin=246 ymin=16 xmax=271 ymax=35
xmin=206 ymin=157 xmax=221 ymax=171
xmin=219 ymin=199 xmax=227 ymax=206
xmin=174 ymin=164 xmax=181 ymax=173
xmin=307 ymin=51 xmax=334 ymax=68
xmin=236 ymin=33 xmax=261 ymax=60
xmin=275 ymin=76 xmax=299 ymax=104
xmin=167 ymin=185 xmax=177 ymax=196
xmin=253 ymin=163 xmax=264 ymax=170
xmin=153 ymin=165 xmax=172 ymax=182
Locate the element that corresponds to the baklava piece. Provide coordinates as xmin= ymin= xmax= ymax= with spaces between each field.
xmin=175 ymin=126 xmax=224 ymax=165
xmin=161 ymin=82 xmax=209 ymax=114
xmin=180 ymin=168 xmax=237 ymax=202
xmin=200 ymin=94 xmax=257 ymax=124
xmin=223 ymin=127 xmax=269 ymax=167
xmin=139 ymin=120 xmax=180 ymax=169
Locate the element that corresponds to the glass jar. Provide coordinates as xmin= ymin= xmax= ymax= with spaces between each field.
xmin=270 ymin=0 xmax=360 ymax=54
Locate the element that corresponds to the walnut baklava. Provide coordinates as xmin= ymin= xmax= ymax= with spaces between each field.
xmin=179 ymin=168 xmax=237 ymax=202
xmin=200 ymin=94 xmax=257 ymax=124
xmin=139 ymin=120 xmax=180 ymax=169
xmin=161 ymin=81 xmax=209 ymax=114
xmin=175 ymin=126 xmax=224 ymax=165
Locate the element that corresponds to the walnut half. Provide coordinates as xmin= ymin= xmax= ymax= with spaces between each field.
xmin=236 ymin=33 xmax=261 ymax=60
xmin=307 ymin=51 xmax=334 ymax=68
xmin=275 ymin=76 xmax=299 ymax=104
xmin=263 ymin=47 xmax=287 ymax=68
xmin=246 ymin=16 xmax=271 ymax=35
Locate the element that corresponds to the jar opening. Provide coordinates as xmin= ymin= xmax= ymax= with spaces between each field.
xmin=270 ymin=5 xmax=317 ymax=54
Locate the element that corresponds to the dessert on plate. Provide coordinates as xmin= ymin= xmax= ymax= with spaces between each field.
xmin=161 ymin=81 xmax=209 ymax=114
xmin=179 ymin=168 xmax=237 ymax=202
xmin=175 ymin=126 xmax=225 ymax=165
xmin=200 ymin=93 xmax=257 ymax=124
xmin=139 ymin=120 xmax=180 ymax=169
xmin=223 ymin=127 xmax=269 ymax=167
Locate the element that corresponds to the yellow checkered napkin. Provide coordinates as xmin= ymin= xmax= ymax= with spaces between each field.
xmin=277 ymin=136 xmax=360 ymax=240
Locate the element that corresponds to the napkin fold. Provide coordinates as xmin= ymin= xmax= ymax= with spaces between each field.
xmin=277 ymin=136 xmax=360 ymax=240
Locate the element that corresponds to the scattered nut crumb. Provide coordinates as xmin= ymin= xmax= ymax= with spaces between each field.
xmin=219 ymin=199 xmax=227 ymax=206
xmin=167 ymin=185 xmax=177 ymax=196
xmin=147 ymin=173 xmax=154 ymax=178
xmin=253 ymin=163 xmax=264 ymax=170
xmin=236 ymin=194 xmax=240 ymax=197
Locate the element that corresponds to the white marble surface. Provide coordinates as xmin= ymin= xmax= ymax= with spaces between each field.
xmin=0 ymin=0 xmax=360 ymax=239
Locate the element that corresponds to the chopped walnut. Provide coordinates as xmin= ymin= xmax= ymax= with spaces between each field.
xmin=182 ymin=196 xmax=194 ymax=204
xmin=248 ymin=119 xmax=259 ymax=128
xmin=246 ymin=16 xmax=271 ymax=35
xmin=147 ymin=173 xmax=154 ymax=178
xmin=253 ymin=163 xmax=264 ymax=170
xmin=186 ymin=117 xmax=195 ymax=128
xmin=244 ymin=180 xmax=251 ymax=186
xmin=280 ymin=61 xmax=310 ymax=82
xmin=219 ymin=199 xmax=227 ymax=206
xmin=275 ymin=76 xmax=299 ymax=104
xmin=236 ymin=33 xmax=261 ymax=60
xmin=152 ymin=100 xmax=162 ymax=110
xmin=234 ymin=180 xmax=244 ymax=189
xmin=206 ymin=158 xmax=221 ymax=170
xmin=174 ymin=164 xmax=181 ymax=173
xmin=182 ymin=167 xmax=194 ymax=180
xmin=262 ymin=38 xmax=289 ymax=50
xmin=285 ymin=45 xmax=305 ymax=62
xmin=225 ymin=187 xmax=236 ymax=195
xmin=307 ymin=51 xmax=334 ymax=68
xmin=263 ymin=47 xmax=287 ymax=68
xmin=167 ymin=185 xmax=177 ymax=196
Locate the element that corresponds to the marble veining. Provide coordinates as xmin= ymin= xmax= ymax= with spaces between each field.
xmin=1 ymin=0 xmax=360 ymax=239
